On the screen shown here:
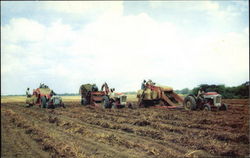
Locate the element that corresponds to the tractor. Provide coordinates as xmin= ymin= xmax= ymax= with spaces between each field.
xmin=26 ymin=84 xmax=65 ymax=109
xmin=183 ymin=92 xmax=228 ymax=111
xmin=79 ymin=82 xmax=129 ymax=108
xmin=108 ymin=92 xmax=128 ymax=109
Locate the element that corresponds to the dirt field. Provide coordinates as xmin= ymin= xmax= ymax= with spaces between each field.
xmin=1 ymin=98 xmax=249 ymax=158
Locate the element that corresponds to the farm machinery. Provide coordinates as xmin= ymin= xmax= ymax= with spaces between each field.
xmin=184 ymin=92 xmax=228 ymax=111
xmin=26 ymin=84 xmax=65 ymax=109
xmin=137 ymin=83 xmax=184 ymax=109
xmin=137 ymin=81 xmax=228 ymax=111
xmin=79 ymin=82 xmax=129 ymax=108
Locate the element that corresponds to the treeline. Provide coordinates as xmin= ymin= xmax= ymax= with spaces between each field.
xmin=176 ymin=81 xmax=249 ymax=99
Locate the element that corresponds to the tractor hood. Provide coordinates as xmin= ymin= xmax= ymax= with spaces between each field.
xmin=204 ymin=92 xmax=219 ymax=95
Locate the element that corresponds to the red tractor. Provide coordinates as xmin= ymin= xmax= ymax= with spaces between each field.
xmin=79 ymin=83 xmax=105 ymax=107
xmin=79 ymin=83 xmax=129 ymax=108
xmin=183 ymin=92 xmax=228 ymax=111
xmin=26 ymin=85 xmax=64 ymax=108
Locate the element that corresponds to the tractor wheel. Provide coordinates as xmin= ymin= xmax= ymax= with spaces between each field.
xmin=203 ymin=104 xmax=211 ymax=111
xmin=41 ymin=96 xmax=47 ymax=108
xmin=184 ymin=96 xmax=197 ymax=110
xmin=81 ymin=98 xmax=87 ymax=105
xmin=219 ymin=103 xmax=228 ymax=111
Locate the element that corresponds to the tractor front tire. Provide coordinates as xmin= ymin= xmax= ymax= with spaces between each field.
xmin=184 ymin=96 xmax=197 ymax=110
xmin=203 ymin=104 xmax=211 ymax=111
xmin=219 ymin=103 xmax=228 ymax=111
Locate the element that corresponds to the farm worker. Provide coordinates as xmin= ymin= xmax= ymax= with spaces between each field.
xmin=109 ymin=88 xmax=115 ymax=100
xmin=148 ymin=79 xmax=153 ymax=85
xmin=197 ymin=88 xmax=205 ymax=97
xmin=40 ymin=83 xmax=44 ymax=88
xmin=92 ymin=84 xmax=98 ymax=92
xmin=50 ymin=90 xmax=56 ymax=96
xmin=197 ymin=88 xmax=205 ymax=103
xmin=103 ymin=95 xmax=110 ymax=108
xmin=26 ymin=88 xmax=31 ymax=97
xmin=146 ymin=79 xmax=153 ymax=86
xmin=141 ymin=80 xmax=146 ymax=90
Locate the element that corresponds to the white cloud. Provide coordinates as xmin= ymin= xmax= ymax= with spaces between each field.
xmin=1 ymin=18 xmax=46 ymax=43
xmin=45 ymin=20 xmax=76 ymax=44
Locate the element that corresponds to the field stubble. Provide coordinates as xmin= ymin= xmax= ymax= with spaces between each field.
xmin=1 ymin=96 xmax=249 ymax=158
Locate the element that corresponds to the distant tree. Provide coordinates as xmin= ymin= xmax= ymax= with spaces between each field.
xmin=192 ymin=87 xmax=199 ymax=95
xmin=175 ymin=88 xmax=191 ymax=95
xmin=181 ymin=88 xmax=190 ymax=94
xmin=191 ymin=82 xmax=249 ymax=99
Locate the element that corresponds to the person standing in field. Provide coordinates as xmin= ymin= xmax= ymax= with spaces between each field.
xmin=26 ymin=88 xmax=31 ymax=97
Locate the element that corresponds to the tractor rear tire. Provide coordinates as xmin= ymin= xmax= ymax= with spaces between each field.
xmin=184 ymin=96 xmax=197 ymax=110
xmin=203 ymin=104 xmax=211 ymax=111
xmin=219 ymin=103 xmax=228 ymax=111
xmin=41 ymin=96 xmax=47 ymax=108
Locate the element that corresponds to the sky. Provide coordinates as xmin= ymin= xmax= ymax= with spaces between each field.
xmin=1 ymin=1 xmax=249 ymax=95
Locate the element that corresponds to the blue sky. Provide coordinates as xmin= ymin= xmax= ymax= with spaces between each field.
xmin=1 ymin=1 xmax=249 ymax=95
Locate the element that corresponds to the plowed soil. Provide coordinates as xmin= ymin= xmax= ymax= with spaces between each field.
xmin=1 ymin=99 xmax=249 ymax=158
